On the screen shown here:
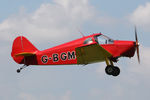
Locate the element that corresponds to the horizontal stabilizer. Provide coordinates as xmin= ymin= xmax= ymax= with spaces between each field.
xmin=14 ymin=52 xmax=36 ymax=57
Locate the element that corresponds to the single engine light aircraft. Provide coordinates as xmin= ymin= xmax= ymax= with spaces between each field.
xmin=11 ymin=28 xmax=140 ymax=76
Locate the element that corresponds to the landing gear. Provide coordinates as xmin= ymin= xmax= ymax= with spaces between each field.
xmin=105 ymin=66 xmax=120 ymax=76
xmin=105 ymin=57 xmax=120 ymax=77
xmin=16 ymin=65 xmax=28 ymax=73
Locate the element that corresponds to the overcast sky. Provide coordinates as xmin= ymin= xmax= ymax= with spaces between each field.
xmin=0 ymin=0 xmax=150 ymax=100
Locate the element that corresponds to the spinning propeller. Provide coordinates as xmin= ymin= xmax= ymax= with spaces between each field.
xmin=135 ymin=27 xmax=140 ymax=63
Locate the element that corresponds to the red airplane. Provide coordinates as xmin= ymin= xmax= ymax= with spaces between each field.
xmin=11 ymin=28 xmax=140 ymax=76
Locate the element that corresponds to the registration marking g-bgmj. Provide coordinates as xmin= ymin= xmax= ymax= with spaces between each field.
xmin=41 ymin=51 xmax=76 ymax=63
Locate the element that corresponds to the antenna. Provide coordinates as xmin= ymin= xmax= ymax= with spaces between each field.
xmin=77 ymin=28 xmax=85 ymax=37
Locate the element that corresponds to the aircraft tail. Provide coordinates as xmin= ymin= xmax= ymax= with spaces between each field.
xmin=11 ymin=36 xmax=39 ymax=65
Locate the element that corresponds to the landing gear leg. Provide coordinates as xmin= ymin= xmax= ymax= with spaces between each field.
xmin=16 ymin=65 xmax=28 ymax=73
xmin=105 ymin=57 xmax=120 ymax=76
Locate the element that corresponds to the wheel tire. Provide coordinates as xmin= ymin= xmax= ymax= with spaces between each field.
xmin=17 ymin=69 xmax=20 ymax=73
xmin=105 ymin=65 xmax=114 ymax=75
xmin=112 ymin=67 xmax=120 ymax=76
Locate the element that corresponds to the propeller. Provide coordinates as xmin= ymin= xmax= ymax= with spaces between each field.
xmin=135 ymin=26 xmax=140 ymax=63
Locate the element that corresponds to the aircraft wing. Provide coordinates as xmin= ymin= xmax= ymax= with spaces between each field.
xmin=75 ymin=44 xmax=112 ymax=64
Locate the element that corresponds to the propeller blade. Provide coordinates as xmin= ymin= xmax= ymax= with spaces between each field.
xmin=136 ymin=45 xmax=140 ymax=63
xmin=135 ymin=26 xmax=138 ymax=42
xmin=135 ymin=26 xmax=140 ymax=63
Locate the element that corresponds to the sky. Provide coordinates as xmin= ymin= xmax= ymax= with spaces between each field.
xmin=0 ymin=0 xmax=150 ymax=100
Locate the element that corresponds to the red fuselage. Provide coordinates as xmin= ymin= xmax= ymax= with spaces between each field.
xmin=16 ymin=33 xmax=136 ymax=65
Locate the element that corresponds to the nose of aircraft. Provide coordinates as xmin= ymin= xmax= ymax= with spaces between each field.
xmin=122 ymin=40 xmax=140 ymax=63
xmin=116 ymin=27 xmax=140 ymax=63
xmin=114 ymin=40 xmax=136 ymax=58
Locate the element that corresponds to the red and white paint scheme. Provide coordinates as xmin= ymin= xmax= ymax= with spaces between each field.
xmin=11 ymin=28 xmax=140 ymax=76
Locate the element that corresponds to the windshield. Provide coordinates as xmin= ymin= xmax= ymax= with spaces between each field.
xmin=94 ymin=35 xmax=114 ymax=44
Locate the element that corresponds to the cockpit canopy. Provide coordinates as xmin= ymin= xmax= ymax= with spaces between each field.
xmin=83 ymin=34 xmax=114 ymax=45
xmin=94 ymin=34 xmax=114 ymax=44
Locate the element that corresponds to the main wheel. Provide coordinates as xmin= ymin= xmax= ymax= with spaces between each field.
xmin=105 ymin=65 xmax=114 ymax=75
xmin=112 ymin=66 xmax=120 ymax=76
